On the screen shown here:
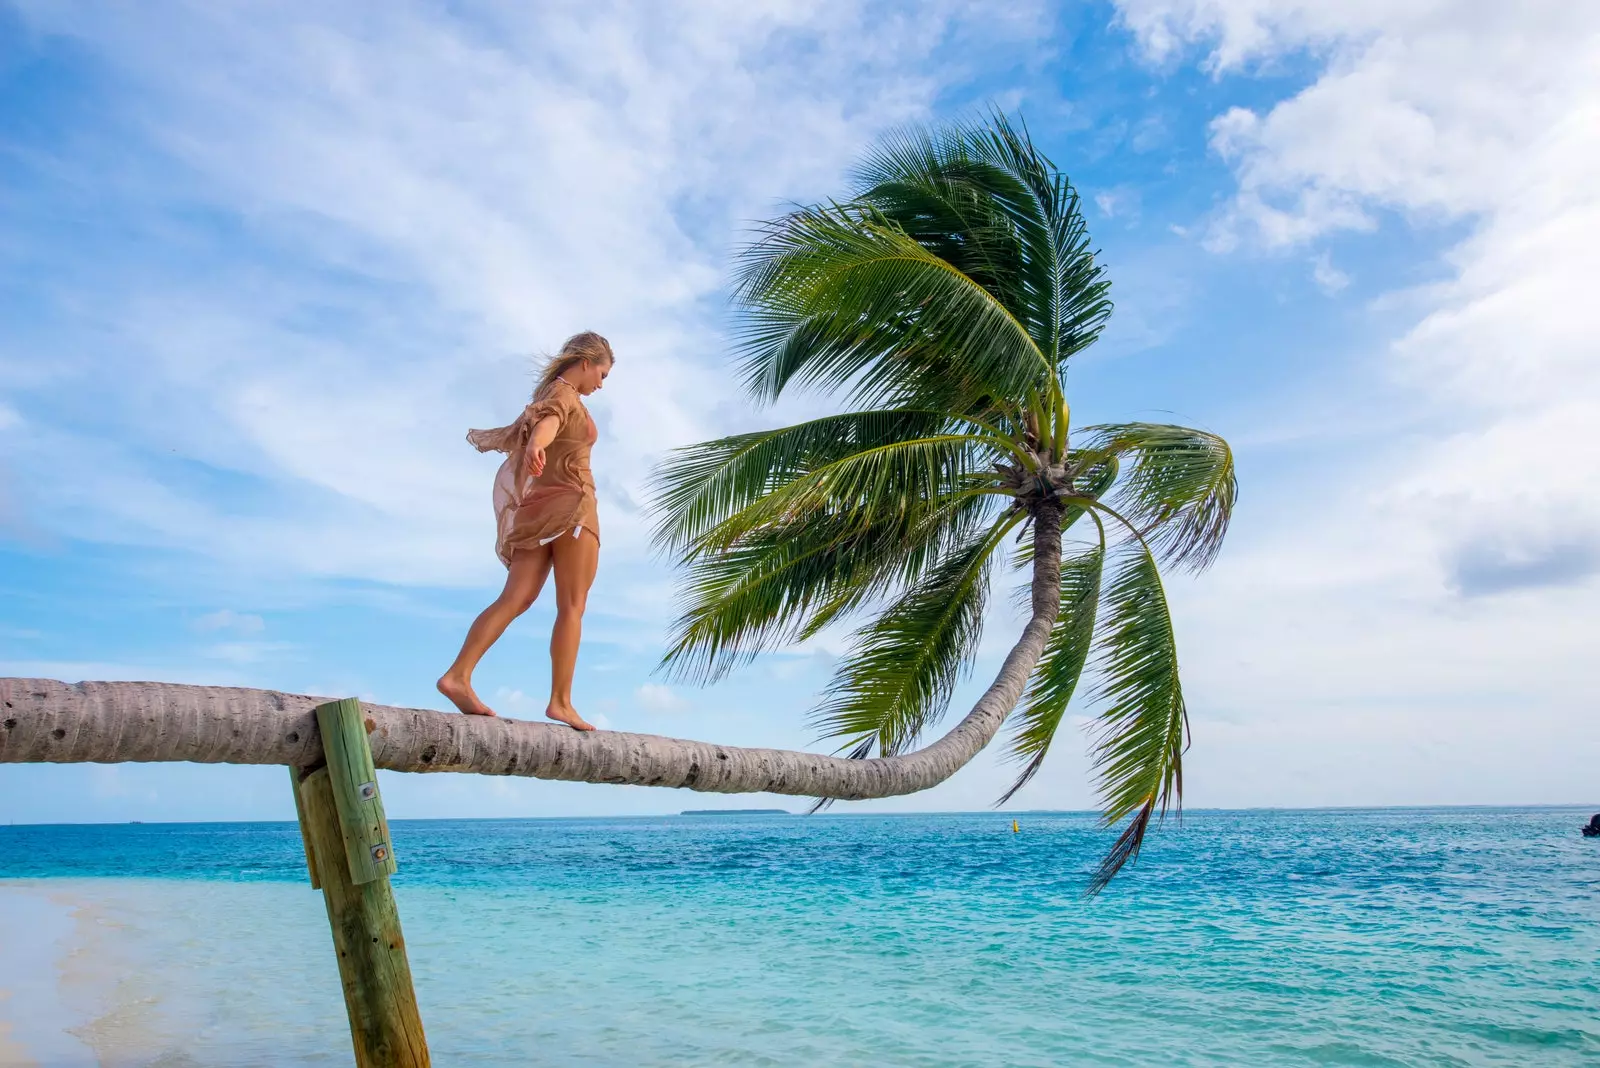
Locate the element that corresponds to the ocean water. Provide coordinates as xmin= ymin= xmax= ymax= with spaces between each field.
xmin=1 ymin=808 xmax=1596 ymax=1066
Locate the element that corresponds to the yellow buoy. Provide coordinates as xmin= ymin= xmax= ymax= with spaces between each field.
xmin=1012 ymin=819 xmax=1020 ymax=833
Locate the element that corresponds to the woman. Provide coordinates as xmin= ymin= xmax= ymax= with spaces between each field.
xmin=437 ymin=331 xmax=613 ymax=728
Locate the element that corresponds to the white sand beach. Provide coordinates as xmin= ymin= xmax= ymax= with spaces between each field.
xmin=0 ymin=879 xmax=350 ymax=1068
xmin=0 ymin=884 xmax=101 ymax=1067
xmin=0 ymin=880 xmax=300 ymax=1067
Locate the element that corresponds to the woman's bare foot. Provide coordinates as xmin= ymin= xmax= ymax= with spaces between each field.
xmin=437 ymin=674 xmax=497 ymax=717
xmin=544 ymin=700 xmax=596 ymax=731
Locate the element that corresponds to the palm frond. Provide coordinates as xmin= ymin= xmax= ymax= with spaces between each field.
xmin=999 ymin=535 xmax=1106 ymax=803
xmin=854 ymin=111 xmax=1113 ymax=370
xmin=661 ymin=494 xmax=995 ymax=685
xmin=853 ymin=126 xmax=1033 ymax=324
xmin=962 ymin=110 xmax=1113 ymax=366
xmin=1080 ymin=423 xmax=1236 ymax=572
xmin=1085 ymin=536 xmax=1188 ymax=895
xmin=649 ymin=409 xmax=953 ymax=554
xmin=735 ymin=205 xmax=1055 ymax=412
xmin=812 ymin=513 xmax=1021 ymax=758
xmin=691 ymin=433 xmax=999 ymax=553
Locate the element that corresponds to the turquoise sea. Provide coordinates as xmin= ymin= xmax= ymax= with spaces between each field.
xmin=1 ymin=807 xmax=1596 ymax=1066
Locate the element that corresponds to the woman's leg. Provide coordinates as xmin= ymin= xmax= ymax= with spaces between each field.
xmin=545 ymin=529 xmax=600 ymax=731
xmin=437 ymin=546 xmax=553 ymax=716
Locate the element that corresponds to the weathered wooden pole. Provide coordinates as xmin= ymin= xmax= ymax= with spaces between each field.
xmin=292 ymin=698 xmax=429 ymax=1067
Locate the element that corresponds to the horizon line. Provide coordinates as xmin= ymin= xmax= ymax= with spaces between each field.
xmin=3 ymin=800 xmax=1595 ymax=829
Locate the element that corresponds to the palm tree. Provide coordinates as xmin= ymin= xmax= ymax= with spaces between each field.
xmin=650 ymin=112 xmax=1235 ymax=891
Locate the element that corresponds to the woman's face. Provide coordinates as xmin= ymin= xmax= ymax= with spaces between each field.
xmin=570 ymin=356 xmax=612 ymax=395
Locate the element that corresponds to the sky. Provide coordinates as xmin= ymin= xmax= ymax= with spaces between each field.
xmin=2 ymin=0 xmax=1596 ymax=824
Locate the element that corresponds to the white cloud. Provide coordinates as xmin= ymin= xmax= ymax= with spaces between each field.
xmin=635 ymin=683 xmax=686 ymax=713
xmin=1094 ymin=188 xmax=1140 ymax=220
xmin=490 ymin=687 xmax=542 ymax=717
xmin=1109 ymin=0 xmax=1600 ymax=801
xmin=1309 ymin=251 xmax=1348 ymax=294
xmin=202 ymin=641 xmax=294 ymax=665
xmin=1115 ymin=0 xmax=1600 ymax=558
xmin=194 ymin=609 xmax=265 ymax=634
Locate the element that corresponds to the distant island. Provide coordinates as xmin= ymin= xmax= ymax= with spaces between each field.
xmin=680 ymin=808 xmax=790 ymax=815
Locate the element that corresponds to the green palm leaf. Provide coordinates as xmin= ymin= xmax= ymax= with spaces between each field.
xmin=854 ymin=127 xmax=1034 ymax=319
xmin=649 ymin=409 xmax=953 ymax=554
xmin=813 ymin=513 xmax=1021 ymax=758
xmin=690 ymin=433 xmax=999 ymax=552
xmin=661 ymin=494 xmax=994 ymax=685
xmin=735 ymin=205 xmax=1056 ymax=412
xmin=854 ymin=111 xmax=1113 ymax=373
xmin=1081 ymin=423 xmax=1236 ymax=572
xmin=957 ymin=112 xmax=1112 ymax=365
xmin=1086 ymin=536 xmax=1188 ymax=895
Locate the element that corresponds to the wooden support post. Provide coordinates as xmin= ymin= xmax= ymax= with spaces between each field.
xmin=290 ymin=764 xmax=321 ymax=890
xmin=292 ymin=698 xmax=429 ymax=1068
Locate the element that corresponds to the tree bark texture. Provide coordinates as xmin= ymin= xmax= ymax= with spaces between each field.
xmin=1 ymin=503 xmax=1064 ymax=800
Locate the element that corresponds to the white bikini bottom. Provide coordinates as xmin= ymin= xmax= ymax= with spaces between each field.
xmin=537 ymin=524 xmax=585 ymax=546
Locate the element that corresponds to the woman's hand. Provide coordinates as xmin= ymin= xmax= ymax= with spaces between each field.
xmin=525 ymin=441 xmax=547 ymax=477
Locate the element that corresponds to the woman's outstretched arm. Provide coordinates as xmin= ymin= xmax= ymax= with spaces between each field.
xmin=524 ymin=415 xmax=560 ymax=475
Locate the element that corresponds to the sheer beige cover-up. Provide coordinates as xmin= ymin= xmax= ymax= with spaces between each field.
xmin=466 ymin=378 xmax=600 ymax=567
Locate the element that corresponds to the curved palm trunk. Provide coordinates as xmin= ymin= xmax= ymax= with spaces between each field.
xmin=2 ymin=508 xmax=1063 ymax=800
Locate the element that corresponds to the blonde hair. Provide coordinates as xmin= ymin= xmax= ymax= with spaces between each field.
xmin=534 ymin=331 xmax=614 ymax=398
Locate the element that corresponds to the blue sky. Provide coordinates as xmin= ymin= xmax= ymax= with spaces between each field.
xmin=3 ymin=1 xmax=1597 ymax=823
